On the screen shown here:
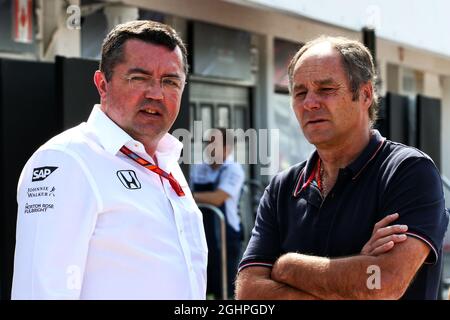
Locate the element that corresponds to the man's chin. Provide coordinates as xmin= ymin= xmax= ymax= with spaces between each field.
xmin=130 ymin=126 xmax=167 ymax=142
xmin=304 ymin=132 xmax=333 ymax=147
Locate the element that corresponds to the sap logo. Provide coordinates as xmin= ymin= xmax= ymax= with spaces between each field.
xmin=117 ymin=170 xmax=141 ymax=190
xmin=32 ymin=167 xmax=58 ymax=182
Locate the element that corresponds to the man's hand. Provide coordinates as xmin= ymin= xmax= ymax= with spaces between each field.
xmin=361 ymin=213 xmax=408 ymax=256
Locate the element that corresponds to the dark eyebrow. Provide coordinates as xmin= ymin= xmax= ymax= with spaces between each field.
xmin=163 ymin=73 xmax=183 ymax=79
xmin=126 ymin=68 xmax=182 ymax=79
xmin=126 ymin=68 xmax=151 ymax=75
xmin=314 ymin=78 xmax=338 ymax=86
xmin=293 ymin=84 xmax=307 ymax=92
xmin=293 ymin=78 xmax=338 ymax=92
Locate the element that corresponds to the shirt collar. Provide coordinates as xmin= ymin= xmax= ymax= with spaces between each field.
xmin=303 ymin=129 xmax=385 ymax=180
xmin=223 ymin=154 xmax=235 ymax=165
xmin=293 ymin=129 xmax=385 ymax=197
xmin=346 ymin=129 xmax=385 ymax=179
xmin=86 ymin=104 xmax=183 ymax=165
xmin=292 ymin=151 xmax=319 ymax=198
xmin=87 ymin=105 xmax=133 ymax=155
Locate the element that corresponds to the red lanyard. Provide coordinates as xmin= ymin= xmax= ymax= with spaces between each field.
xmin=120 ymin=146 xmax=185 ymax=197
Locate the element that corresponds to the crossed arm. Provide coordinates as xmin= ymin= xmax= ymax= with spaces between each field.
xmin=236 ymin=214 xmax=430 ymax=300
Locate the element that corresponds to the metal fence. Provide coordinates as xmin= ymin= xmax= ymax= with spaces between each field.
xmin=197 ymin=203 xmax=228 ymax=300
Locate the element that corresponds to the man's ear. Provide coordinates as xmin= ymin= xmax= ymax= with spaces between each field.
xmin=360 ymin=82 xmax=373 ymax=110
xmin=93 ymin=70 xmax=108 ymax=100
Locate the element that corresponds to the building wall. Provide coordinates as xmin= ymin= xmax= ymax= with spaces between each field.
xmin=2 ymin=0 xmax=448 ymax=177
xmin=119 ymin=0 xmax=450 ymax=163
xmin=244 ymin=0 xmax=450 ymax=58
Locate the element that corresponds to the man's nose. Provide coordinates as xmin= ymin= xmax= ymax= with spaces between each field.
xmin=144 ymin=80 xmax=164 ymax=100
xmin=303 ymin=91 xmax=320 ymax=110
xmin=302 ymin=91 xmax=321 ymax=111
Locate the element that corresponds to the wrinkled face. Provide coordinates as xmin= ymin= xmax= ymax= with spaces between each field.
xmin=291 ymin=43 xmax=370 ymax=148
xmin=95 ymin=39 xmax=186 ymax=149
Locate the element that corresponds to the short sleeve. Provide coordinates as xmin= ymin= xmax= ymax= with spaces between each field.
xmin=12 ymin=148 xmax=100 ymax=299
xmin=217 ymin=163 xmax=245 ymax=199
xmin=238 ymin=178 xmax=281 ymax=272
xmin=379 ymin=157 xmax=449 ymax=264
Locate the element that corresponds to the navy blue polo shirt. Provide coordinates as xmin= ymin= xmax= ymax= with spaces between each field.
xmin=239 ymin=130 xmax=449 ymax=299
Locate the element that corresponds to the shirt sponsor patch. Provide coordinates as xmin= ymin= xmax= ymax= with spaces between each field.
xmin=24 ymin=202 xmax=55 ymax=214
xmin=117 ymin=170 xmax=141 ymax=189
xmin=27 ymin=186 xmax=56 ymax=198
xmin=32 ymin=166 xmax=58 ymax=182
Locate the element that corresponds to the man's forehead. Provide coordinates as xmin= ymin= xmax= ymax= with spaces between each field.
xmin=293 ymin=43 xmax=344 ymax=82
xmin=123 ymin=40 xmax=179 ymax=60
xmin=123 ymin=38 xmax=172 ymax=51
xmin=296 ymin=43 xmax=341 ymax=68
xmin=120 ymin=39 xmax=184 ymax=73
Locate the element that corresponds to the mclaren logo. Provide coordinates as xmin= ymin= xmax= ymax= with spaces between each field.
xmin=116 ymin=170 xmax=141 ymax=190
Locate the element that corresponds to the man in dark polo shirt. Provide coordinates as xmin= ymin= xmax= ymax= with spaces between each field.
xmin=236 ymin=36 xmax=449 ymax=300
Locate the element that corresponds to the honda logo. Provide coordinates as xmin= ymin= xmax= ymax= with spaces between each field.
xmin=116 ymin=170 xmax=141 ymax=189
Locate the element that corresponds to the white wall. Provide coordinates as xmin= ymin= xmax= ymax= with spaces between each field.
xmin=120 ymin=0 xmax=357 ymax=41
xmin=423 ymin=73 xmax=442 ymax=99
xmin=118 ymin=0 xmax=450 ymax=77
xmin=242 ymin=0 xmax=450 ymax=58
xmin=39 ymin=0 xmax=81 ymax=60
xmin=112 ymin=0 xmax=450 ymax=177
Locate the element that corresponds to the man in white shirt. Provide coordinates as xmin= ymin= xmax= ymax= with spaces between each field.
xmin=12 ymin=20 xmax=207 ymax=299
xmin=190 ymin=128 xmax=245 ymax=299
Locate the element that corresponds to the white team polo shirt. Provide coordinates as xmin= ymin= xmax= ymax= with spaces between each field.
xmin=12 ymin=105 xmax=208 ymax=300
xmin=190 ymin=157 xmax=245 ymax=232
